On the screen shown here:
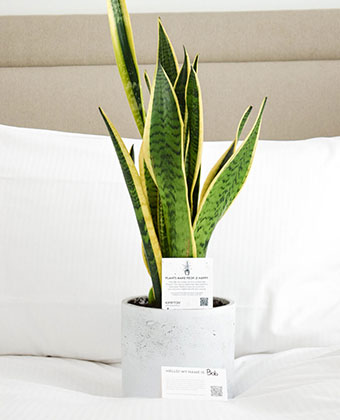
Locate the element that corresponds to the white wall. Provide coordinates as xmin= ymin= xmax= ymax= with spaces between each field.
xmin=0 ymin=0 xmax=338 ymax=15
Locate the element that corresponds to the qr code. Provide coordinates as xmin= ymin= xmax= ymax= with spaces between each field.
xmin=210 ymin=386 xmax=223 ymax=397
xmin=200 ymin=297 xmax=209 ymax=307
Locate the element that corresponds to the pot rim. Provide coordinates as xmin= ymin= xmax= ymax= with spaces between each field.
xmin=122 ymin=295 xmax=235 ymax=311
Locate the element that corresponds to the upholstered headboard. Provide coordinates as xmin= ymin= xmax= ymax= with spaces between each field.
xmin=1 ymin=9 xmax=340 ymax=140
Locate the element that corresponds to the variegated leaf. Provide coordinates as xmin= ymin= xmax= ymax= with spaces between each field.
xmin=129 ymin=144 xmax=135 ymax=163
xmin=191 ymin=167 xmax=201 ymax=223
xmin=99 ymin=107 xmax=162 ymax=305
xmin=107 ymin=0 xmax=145 ymax=136
xmin=139 ymin=148 xmax=159 ymax=235
xmin=200 ymin=105 xmax=253 ymax=200
xmin=174 ymin=47 xmax=190 ymax=121
xmin=144 ymin=70 xmax=151 ymax=94
xmin=193 ymin=54 xmax=199 ymax=72
xmin=143 ymin=65 xmax=196 ymax=257
xmin=140 ymin=142 xmax=170 ymax=257
xmin=157 ymin=194 xmax=170 ymax=257
xmin=186 ymin=67 xmax=203 ymax=220
xmin=157 ymin=19 xmax=179 ymax=85
xmin=194 ymin=98 xmax=267 ymax=257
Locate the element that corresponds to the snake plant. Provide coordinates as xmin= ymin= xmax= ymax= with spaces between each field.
xmin=100 ymin=0 xmax=267 ymax=308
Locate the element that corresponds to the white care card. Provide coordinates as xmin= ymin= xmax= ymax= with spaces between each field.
xmin=162 ymin=258 xmax=213 ymax=310
xmin=162 ymin=367 xmax=228 ymax=400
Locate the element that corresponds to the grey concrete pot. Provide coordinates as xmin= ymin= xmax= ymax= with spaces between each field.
xmin=121 ymin=296 xmax=235 ymax=398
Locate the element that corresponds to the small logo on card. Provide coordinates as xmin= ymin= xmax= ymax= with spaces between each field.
xmin=183 ymin=261 xmax=191 ymax=276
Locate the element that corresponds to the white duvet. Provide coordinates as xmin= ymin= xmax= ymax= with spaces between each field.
xmin=1 ymin=346 xmax=340 ymax=420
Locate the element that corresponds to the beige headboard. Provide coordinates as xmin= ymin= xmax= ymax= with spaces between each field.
xmin=1 ymin=9 xmax=340 ymax=140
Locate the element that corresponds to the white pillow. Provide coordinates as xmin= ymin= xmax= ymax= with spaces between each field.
xmin=1 ymin=123 xmax=340 ymax=361
xmin=204 ymin=138 xmax=340 ymax=355
xmin=0 ymin=124 xmax=146 ymax=362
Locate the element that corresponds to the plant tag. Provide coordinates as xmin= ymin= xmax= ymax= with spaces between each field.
xmin=162 ymin=258 xmax=213 ymax=310
xmin=161 ymin=366 xmax=228 ymax=400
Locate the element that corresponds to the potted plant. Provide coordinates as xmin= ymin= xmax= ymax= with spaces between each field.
xmin=100 ymin=0 xmax=266 ymax=398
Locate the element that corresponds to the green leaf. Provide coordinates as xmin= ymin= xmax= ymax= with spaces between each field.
xmin=191 ymin=167 xmax=201 ymax=223
xmin=148 ymin=287 xmax=156 ymax=305
xmin=99 ymin=107 xmax=162 ymax=305
xmin=129 ymin=144 xmax=135 ymax=163
xmin=200 ymin=105 xmax=253 ymax=200
xmin=192 ymin=54 xmax=199 ymax=72
xmin=144 ymin=70 xmax=151 ymax=94
xmin=140 ymin=144 xmax=170 ymax=257
xmin=194 ymin=98 xmax=267 ymax=257
xmin=143 ymin=65 xmax=196 ymax=257
xmin=107 ymin=0 xmax=145 ymax=136
xmin=157 ymin=195 xmax=170 ymax=257
xmin=174 ymin=47 xmax=190 ymax=120
xmin=139 ymin=149 xmax=159 ymax=236
xmin=157 ymin=19 xmax=179 ymax=85
xmin=186 ymin=67 xmax=203 ymax=220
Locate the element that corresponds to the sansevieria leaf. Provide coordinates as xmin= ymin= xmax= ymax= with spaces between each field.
xmin=191 ymin=167 xmax=201 ymax=222
xmin=129 ymin=144 xmax=135 ymax=163
xmin=157 ymin=19 xmax=179 ymax=85
xmin=143 ymin=65 xmax=196 ymax=257
xmin=99 ymin=108 xmax=162 ymax=304
xmin=138 ymin=71 xmax=167 ymax=257
xmin=139 ymin=148 xmax=158 ymax=233
xmin=157 ymin=195 xmax=170 ymax=257
xmin=139 ymin=146 xmax=170 ymax=256
xmin=185 ymin=67 xmax=203 ymax=220
xmin=174 ymin=47 xmax=190 ymax=121
xmin=139 ymin=147 xmax=170 ymax=257
xmin=107 ymin=0 xmax=145 ymax=136
xmin=144 ymin=70 xmax=151 ymax=94
xmin=194 ymin=97 xmax=267 ymax=257
xmin=192 ymin=54 xmax=199 ymax=72
xmin=200 ymin=105 xmax=253 ymax=200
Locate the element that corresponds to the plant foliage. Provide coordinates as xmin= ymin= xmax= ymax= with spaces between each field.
xmin=101 ymin=0 xmax=267 ymax=307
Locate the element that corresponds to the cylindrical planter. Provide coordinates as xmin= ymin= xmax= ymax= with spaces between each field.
xmin=121 ymin=296 xmax=235 ymax=398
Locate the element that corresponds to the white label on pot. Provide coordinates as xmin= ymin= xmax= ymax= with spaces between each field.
xmin=162 ymin=258 xmax=213 ymax=310
xmin=161 ymin=366 xmax=228 ymax=400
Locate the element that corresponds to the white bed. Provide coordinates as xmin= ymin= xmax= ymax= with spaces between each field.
xmin=1 ymin=346 xmax=340 ymax=419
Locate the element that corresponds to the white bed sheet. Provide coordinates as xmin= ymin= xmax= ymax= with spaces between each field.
xmin=1 ymin=346 xmax=340 ymax=419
